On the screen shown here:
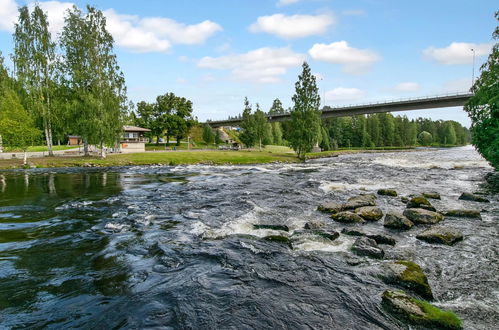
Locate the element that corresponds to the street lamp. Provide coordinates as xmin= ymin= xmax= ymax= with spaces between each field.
xmin=471 ymin=48 xmax=476 ymax=86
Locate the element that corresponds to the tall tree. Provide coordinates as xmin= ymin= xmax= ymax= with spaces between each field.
xmin=61 ymin=5 xmax=127 ymax=157
xmin=271 ymin=122 xmax=283 ymax=145
xmin=13 ymin=5 xmax=57 ymax=156
xmin=464 ymin=12 xmax=499 ymax=169
xmin=239 ymin=97 xmax=256 ymax=148
xmin=268 ymin=98 xmax=285 ymax=114
xmin=202 ymin=123 xmax=214 ymax=145
xmin=253 ymin=103 xmax=268 ymax=150
xmin=289 ymin=62 xmax=321 ymax=160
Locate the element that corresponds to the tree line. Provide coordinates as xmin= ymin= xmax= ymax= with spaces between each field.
xmin=0 ymin=4 xmax=127 ymax=159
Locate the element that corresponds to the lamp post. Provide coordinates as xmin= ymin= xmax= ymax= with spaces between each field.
xmin=471 ymin=48 xmax=476 ymax=86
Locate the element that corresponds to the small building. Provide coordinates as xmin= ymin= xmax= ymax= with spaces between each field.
xmin=120 ymin=126 xmax=150 ymax=153
xmin=67 ymin=135 xmax=83 ymax=146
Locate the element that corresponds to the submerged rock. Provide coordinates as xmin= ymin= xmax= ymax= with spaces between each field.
xmin=382 ymin=290 xmax=462 ymax=329
xmin=443 ymin=209 xmax=482 ymax=219
xmin=331 ymin=211 xmax=365 ymax=224
xmin=400 ymin=196 xmax=409 ymax=204
xmin=423 ymin=192 xmax=441 ymax=200
xmin=458 ymin=192 xmax=490 ymax=203
xmin=253 ymin=224 xmax=289 ymax=231
xmin=367 ymin=234 xmax=396 ymax=246
xmin=263 ymin=235 xmax=290 ymax=244
xmin=341 ymin=228 xmax=366 ymax=236
xmin=377 ymin=189 xmax=398 ymax=197
xmin=355 ymin=206 xmax=383 ymax=221
xmin=403 ymin=208 xmax=443 ymax=225
xmin=317 ymin=202 xmax=343 ymax=214
xmin=343 ymin=194 xmax=377 ymax=210
xmin=303 ymin=220 xmax=327 ymax=229
xmin=292 ymin=229 xmax=340 ymax=242
xmin=406 ymin=196 xmax=436 ymax=211
xmin=351 ymin=237 xmax=384 ymax=259
xmin=382 ymin=260 xmax=433 ymax=300
xmin=384 ymin=212 xmax=414 ymax=230
xmin=416 ymin=227 xmax=463 ymax=245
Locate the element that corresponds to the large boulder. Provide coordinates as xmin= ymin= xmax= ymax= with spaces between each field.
xmin=458 ymin=192 xmax=490 ymax=203
xmin=382 ymin=290 xmax=462 ymax=329
xmin=331 ymin=211 xmax=365 ymax=224
xmin=317 ymin=202 xmax=343 ymax=214
xmin=443 ymin=209 xmax=482 ymax=219
xmin=403 ymin=208 xmax=444 ymax=225
xmin=423 ymin=191 xmax=441 ymax=200
xmin=382 ymin=260 xmax=433 ymax=300
xmin=355 ymin=206 xmax=383 ymax=221
xmin=343 ymin=194 xmax=377 ymax=210
xmin=406 ymin=196 xmax=436 ymax=211
xmin=351 ymin=237 xmax=384 ymax=259
xmin=377 ymin=189 xmax=398 ymax=197
xmin=416 ymin=227 xmax=463 ymax=246
xmin=367 ymin=234 xmax=396 ymax=246
xmin=384 ymin=212 xmax=414 ymax=230
xmin=253 ymin=224 xmax=289 ymax=231
xmin=304 ymin=220 xmax=327 ymax=229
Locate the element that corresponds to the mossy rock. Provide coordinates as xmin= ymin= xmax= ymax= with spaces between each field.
xmin=341 ymin=228 xmax=366 ymax=236
xmin=253 ymin=224 xmax=289 ymax=231
xmin=444 ymin=209 xmax=481 ymax=219
xmin=355 ymin=206 xmax=383 ymax=221
xmin=378 ymin=189 xmax=398 ymax=197
xmin=416 ymin=227 xmax=463 ymax=246
xmin=303 ymin=220 xmax=327 ymax=229
xmin=351 ymin=237 xmax=384 ymax=259
xmin=384 ymin=212 xmax=414 ymax=230
xmin=317 ymin=202 xmax=343 ymax=214
xmin=423 ymin=192 xmax=441 ymax=199
xmin=382 ymin=290 xmax=462 ymax=329
xmin=407 ymin=196 xmax=436 ymax=211
xmin=458 ymin=192 xmax=490 ymax=203
xmin=331 ymin=211 xmax=366 ymax=224
xmin=367 ymin=234 xmax=396 ymax=246
xmin=343 ymin=194 xmax=377 ymax=209
xmin=382 ymin=260 xmax=433 ymax=300
xmin=403 ymin=208 xmax=443 ymax=225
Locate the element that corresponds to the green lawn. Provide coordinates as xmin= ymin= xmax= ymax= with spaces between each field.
xmin=3 ymin=145 xmax=79 ymax=152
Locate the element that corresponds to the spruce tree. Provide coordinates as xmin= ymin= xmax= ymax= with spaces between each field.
xmin=239 ymin=97 xmax=256 ymax=148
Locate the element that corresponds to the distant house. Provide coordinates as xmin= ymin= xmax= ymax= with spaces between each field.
xmin=67 ymin=135 xmax=83 ymax=146
xmin=120 ymin=125 xmax=150 ymax=153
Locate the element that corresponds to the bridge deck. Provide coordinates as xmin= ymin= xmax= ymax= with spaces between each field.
xmin=207 ymin=92 xmax=472 ymax=127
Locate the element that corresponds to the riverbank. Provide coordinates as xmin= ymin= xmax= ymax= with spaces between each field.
xmin=0 ymin=147 xmax=422 ymax=169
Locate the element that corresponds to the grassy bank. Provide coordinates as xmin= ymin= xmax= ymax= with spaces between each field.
xmin=3 ymin=145 xmax=79 ymax=152
xmin=0 ymin=146 xmax=418 ymax=170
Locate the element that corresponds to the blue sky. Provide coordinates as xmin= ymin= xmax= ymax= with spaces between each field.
xmin=0 ymin=0 xmax=497 ymax=126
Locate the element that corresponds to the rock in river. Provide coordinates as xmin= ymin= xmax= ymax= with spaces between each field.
xmin=382 ymin=260 xmax=433 ymax=300
xmin=292 ymin=229 xmax=340 ymax=242
xmin=443 ymin=209 xmax=482 ymax=219
xmin=341 ymin=228 xmax=366 ymax=236
xmin=403 ymin=208 xmax=443 ymax=225
xmin=377 ymin=189 xmax=398 ymax=197
xmin=406 ymin=196 xmax=436 ymax=211
xmin=423 ymin=191 xmax=441 ymax=199
xmin=367 ymin=234 xmax=396 ymax=246
xmin=351 ymin=237 xmax=384 ymax=259
xmin=317 ymin=202 xmax=343 ymax=214
xmin=384 ymin=212 xmax=414 ymax=230
xmin=253 ymin=224 xmax=289 ymax=231
xmin=458 ymin=192 xmax=490 ymax=203
xmin=355 ymin=206 xmax=383 ymax=221
xmin=416 ymin=226 xmax=463 ymax=245
xmin=343 ymin=194 xmax=377 ymax=210
xmin=331 ymin=211 xmax=365 ymax=224
xmin=382 ymin=290 xmax=462 ymax=329
xmin=303 ymin=220 xmax=327 ymax=229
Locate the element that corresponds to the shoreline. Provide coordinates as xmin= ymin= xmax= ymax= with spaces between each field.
xmin=0 ymin=147 xmax=440 ymax=170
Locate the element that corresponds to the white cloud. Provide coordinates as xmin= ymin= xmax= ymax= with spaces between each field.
xmin=0 ymin=0 xmax=19 ymax=32
xmin=198 ymin=47 xmax=305 ymax=83
xmin=249 ymin=14 xmax=334 ymax=39
xmin=423 ymin=42 xmax=492 ymax=65
xmin=31 ymin=1 xmax=74 ymax=35
xmin=325 ymin=87 xmax=366 ymax=102
xmin=277 ymin=0 xmax=302 ymax=6
xmin=309 ymin=41 xmax=381 ymax=73
xmin=394 ymin=82 xmax=420 ymax=92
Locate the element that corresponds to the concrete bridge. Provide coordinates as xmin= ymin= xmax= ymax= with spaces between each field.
xmin=207 ymin=92 xmax=473 ymax=128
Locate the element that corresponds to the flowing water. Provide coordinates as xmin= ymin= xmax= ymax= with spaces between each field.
xmin=0 ymin=146 xmax=497 ymax=329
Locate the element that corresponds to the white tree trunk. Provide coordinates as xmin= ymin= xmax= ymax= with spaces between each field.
xmin=100 ymin=142 xmax=106 ymax=158
xmin=23 ymin=150 xmax=27 ymax=165
xmin=84 ymin=141 xmax=89 ymax=156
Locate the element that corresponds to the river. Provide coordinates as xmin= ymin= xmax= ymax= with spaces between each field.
xmin=0 ymin=146 xmax=497 ymax=329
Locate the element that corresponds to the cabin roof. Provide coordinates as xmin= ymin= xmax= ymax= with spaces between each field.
xmin=123 ymin=125 xmax=151 ymax=132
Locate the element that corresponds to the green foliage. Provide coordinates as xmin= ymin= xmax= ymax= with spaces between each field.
xmin=443 ymin=121 xmax=457 ymax=145
xmin=239 ymin=97 xmax=256 ymax=148
xmin=464 ymin=12 xmax=499 ymax=169
xmin=202 ymin=124 xmax=215 ymax=144
xmin=268 ymin=98 xmax=285 ymax=114
xmin=214 ymin=129 xmax=223 ymax=145
xmin=319 ymin=126 xmax=330 ymax=151
xmin=271 ymin=122 xmax=283 ymax=145
xmin=418 ymin=131 xmax=433 ymax=146
xmin=253 ymin=104 xmax=268 ymax=150
xmin=289 ymin=62 xmax=321 ymax=160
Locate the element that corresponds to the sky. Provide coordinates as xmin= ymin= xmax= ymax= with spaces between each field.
xmin=0 ymin=0 xmax=497 ymax=126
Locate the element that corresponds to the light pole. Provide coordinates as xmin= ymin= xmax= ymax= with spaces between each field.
xmin=471 ymin=48 xmax=476 ymax=86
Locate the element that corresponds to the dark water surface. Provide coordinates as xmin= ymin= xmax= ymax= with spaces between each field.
xmin=0 ymin=146 xmax=497 ymax=329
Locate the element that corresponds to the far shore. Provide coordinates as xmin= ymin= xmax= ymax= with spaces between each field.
xmin=0 ymin=146 xmax=442 ymax=170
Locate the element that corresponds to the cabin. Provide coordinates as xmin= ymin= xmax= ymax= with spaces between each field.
xmin=67 ymin=135 xmax=83 ymax=146
xmin=119 ymin=126 xmax=150 ymax=153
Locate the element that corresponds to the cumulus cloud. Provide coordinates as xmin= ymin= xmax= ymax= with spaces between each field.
xmin=325 ymin=87 xmax=366 ymax=102
xmin=0 ymin=0 xmax=19 ymax=32
xmin=277 ymin=0 xmax=302 ymax=6
xmin=423 ymin=42 xmax=492 ymax=65
xmin=394 ymin=82 xmax=420 ymax=92
xmin=198 ymin=47 xmax=305 ymax=83
xmin=249 ymin=14 xmax=334 ymax=39
xmin=0 ymin=0 xmax=222 ymax=53
xmin=309 ymin=41 xmax=381 ymax=73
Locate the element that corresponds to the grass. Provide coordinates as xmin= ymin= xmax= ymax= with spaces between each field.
xmin=3 ymin=145 xmax=79 ymax=152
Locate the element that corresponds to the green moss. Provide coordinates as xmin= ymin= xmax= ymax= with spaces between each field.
xmin=412 ymin=298 xmax=462 ymax=329
xmin=396 ymin=260 xmax=433 ymax=299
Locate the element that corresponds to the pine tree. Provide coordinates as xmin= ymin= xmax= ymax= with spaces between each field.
xmin=239 ymin=97 xmax=256 ymax=148
xmin=289 ymin=62 xmax=321 ymax=160
xmin=269 ymin=98 xmax=285 ymax=114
